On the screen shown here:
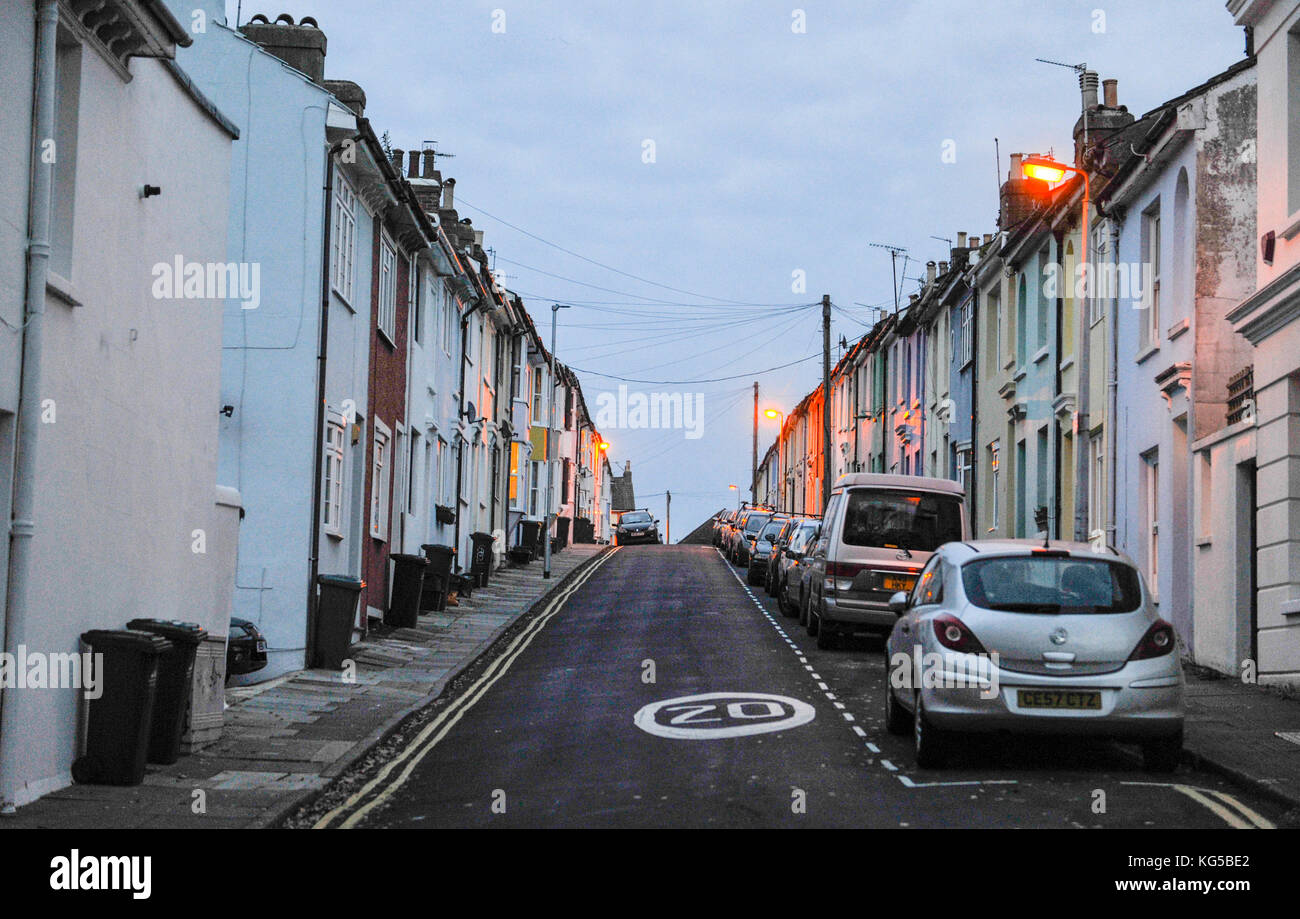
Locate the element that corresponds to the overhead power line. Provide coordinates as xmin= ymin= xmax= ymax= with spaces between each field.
xmin=456 ymin=196 xmax=766 ymax=306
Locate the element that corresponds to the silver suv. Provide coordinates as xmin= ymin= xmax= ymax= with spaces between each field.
xmin=805 ymin=473 xmax=968 ymax=649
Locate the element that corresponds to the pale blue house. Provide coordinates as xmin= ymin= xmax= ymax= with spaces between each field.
xmin=169 ymin=6 xmax=376 ymax=681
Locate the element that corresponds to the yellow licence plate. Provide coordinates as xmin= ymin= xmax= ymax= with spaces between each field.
xmin=882 ymin=576 xmax=915 ymax=592
xmin=1017 ymin=690 xmax=1101 ymax=710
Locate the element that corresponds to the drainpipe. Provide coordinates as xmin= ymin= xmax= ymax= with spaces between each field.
xmin=305 ymin=135 xmax=359 ymax=667
xmin=453 ymin=296 xmax=479 ymax=565
xmin=1106 ymin=218 xmax=1120 ymax=547
xmin=1 ymin=0 xmax=59 ymax=813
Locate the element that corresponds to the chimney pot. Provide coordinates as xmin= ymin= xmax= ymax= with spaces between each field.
xmin=442 ymin=178 xmax=455 ymax=210
xmin=407 ymin=150 xmax=420 ymax=178
xmin=422 ymin=149 xmax=437 ymax=179
xmin=939 ymin=261 xmax=949 ymax=274
xmin=390 ymin=148 xmax=404 ymax=173
xmin=1079 ymin=70 xmax=1100 ymax=110
xmin=1009 ymin=152 xmax=1023 ymax=182
xmin=957 ymin=231 xmax=967 ymax=248
xmin=926 ymin=260 xmax=937 ymax=283
xmin=1103 ymin=78 xmax=1118 ymax=108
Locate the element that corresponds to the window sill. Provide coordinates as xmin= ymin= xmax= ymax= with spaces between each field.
xmin=332 ymin=287 xmax=355 ymax=314
xmin=1135 ymin=343 xmax=1160 ymax=365
xmin=1196 ymin=535 xmax=1212 ymax=548
xmin=325 ymin=529 xmax=344 ymax=541
xmin=1032 ymin=346 xmax=1050 ymax=365
xmin=47 ymin=271 xmax=82 ymax=307
xmin=378 ymin=328 xmax=396 ymax=349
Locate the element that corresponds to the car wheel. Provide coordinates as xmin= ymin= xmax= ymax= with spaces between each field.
xmin=806 ymin=599 xmax=819 ymax=637
xmin=746 ymin=565 xmax=760 ymax=586
xmin=885 ymin=681 xmax=911 ymax=735
xmin=1141 ymin=732 xmax=1183 ymax=774
xmin=815 ymin=613 xmax=836 ymax=649
xmin=798 ymin=589 xmax=810 ymax=628
xmin=913 ymin=692 xmax=948 ymax=768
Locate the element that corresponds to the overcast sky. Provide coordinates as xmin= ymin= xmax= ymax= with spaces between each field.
xmin=225 ymin=0 xmax=1246 ymax=536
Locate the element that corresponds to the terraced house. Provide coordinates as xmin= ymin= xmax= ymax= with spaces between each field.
xmin=754 ymin=19 xmax=1294 ymax=686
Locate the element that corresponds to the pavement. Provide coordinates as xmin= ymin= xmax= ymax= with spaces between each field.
xmin=0 ymin=543 xmax=608 ymax=829
xmin=315 ymin=545 xmax=1299 ymax=829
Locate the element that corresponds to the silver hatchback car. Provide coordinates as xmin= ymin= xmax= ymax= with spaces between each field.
xmin=883 ymin=540 xmax=1184 ymax=772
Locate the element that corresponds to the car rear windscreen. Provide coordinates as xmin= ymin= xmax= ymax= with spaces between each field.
xmin=839 ymin=489 xmax=963 ymax=552
xmin=961 ymin=556 xmax=1142 ymax=614
xmin=744 ymin=514 xmax=771 ymax=534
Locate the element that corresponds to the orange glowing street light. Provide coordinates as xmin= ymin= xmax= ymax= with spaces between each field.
xmin=598 ymin=441 xmax=610 ymax=451
xmin=1021 ymin=155 xmax=1089 ymax=296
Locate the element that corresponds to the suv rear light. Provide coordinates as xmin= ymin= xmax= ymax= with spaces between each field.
xmin=1129 ymin=619 xmax=1176 ymax=660
xmin=932 ymin=614 xmax=987 ymax=654
xmin=826 ymin=561 xmax=865 ymax=578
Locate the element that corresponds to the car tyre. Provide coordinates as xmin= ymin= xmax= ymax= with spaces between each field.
xmin=1141 ymin=732 xmax=1183 ymax=774
xmin=806 ymin=600 xmax=820 ymax=637
xmin=815 ymin=613 xmax=836 ymax=649
xmin=885 ymin=681 xmax=911 ymax=735
xmin=913 ymin=692 xmax=948 ymax=768
xmin=746 ymin=564 xmax=761 ymax=586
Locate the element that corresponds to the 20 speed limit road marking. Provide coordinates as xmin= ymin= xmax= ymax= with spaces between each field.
xmin=313 ymin=547 xmax=619 ymax=829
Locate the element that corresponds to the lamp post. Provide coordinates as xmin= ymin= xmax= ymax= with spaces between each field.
xmin=544 ymin=303 xmax=571 ymax=578
xmin=1022 ymin=155 xmax=1090 ymax=541
xmin=728 ymin=483 xmax=739 ymax=509
xmin=763 ymin=408 xmax=784 ymax=512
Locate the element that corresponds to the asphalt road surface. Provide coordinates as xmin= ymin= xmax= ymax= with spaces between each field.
xmin=342 ymin=545 xmax=1288 ymax=829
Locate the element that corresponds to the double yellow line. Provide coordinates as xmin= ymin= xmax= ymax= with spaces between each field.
xmin=1124 ymin=781 xmax=1275 ymax=829
xmin=313 ymin=548 xmax=618 ymax=829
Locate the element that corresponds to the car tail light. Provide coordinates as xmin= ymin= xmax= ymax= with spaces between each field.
xmin=932 ymin=614 xmax=987 ymax=654
xmin=1129 ymin=619 xmax=1176 ymax=660
xmin=826 ymin=561 xmax=865 ymax=578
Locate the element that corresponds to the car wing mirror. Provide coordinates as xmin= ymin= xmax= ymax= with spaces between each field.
xmin=889 ymin=591 xmax=909 ymax=614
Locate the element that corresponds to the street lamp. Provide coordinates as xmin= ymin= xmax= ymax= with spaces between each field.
xmin=544 ymin=303 xmax=571 ymax=579
xmin=1021 ymin=155 xmax=1089 ymax=298
xmin=763 ymin=408 xmax=784 ymax=512
xmin=728 ymin=483 xmax=739 ymax=509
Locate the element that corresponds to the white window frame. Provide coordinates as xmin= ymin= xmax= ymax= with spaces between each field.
xmin=1145 ymin=453 xmax=1159 ymax=599
xmin=961 ymin=299 xmax=973 ymax=365
xmin=1142 ymin=205 xmax=1161 ymax=348
xmin=323 ymin=415 xmax=346 ymax=537
xmin=378 ymin=234 xmax=398 ymax=342
xmin=441 ymin=284 xmax=456 ymax=355
xmin=372 ymin=419 xmax=392 ymax=541
xmin=331 ymin=172 xmax=357 ymax=304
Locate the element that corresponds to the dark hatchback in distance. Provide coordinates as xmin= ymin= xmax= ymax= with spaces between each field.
xmin=615 ymin=509 xmax=661 ymax=545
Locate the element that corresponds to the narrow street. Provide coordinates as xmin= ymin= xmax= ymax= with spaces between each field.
xmin=342 ymin=546 xmax=1284 ymax=829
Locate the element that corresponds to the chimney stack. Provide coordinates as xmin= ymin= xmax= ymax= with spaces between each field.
xmin=240 ymin=15 xmax=327 ymax=84
xmin=999 ymin=153 xmax=1047 ymax=231
xmin=1103 ymin=78 xmax=1118 ymax=108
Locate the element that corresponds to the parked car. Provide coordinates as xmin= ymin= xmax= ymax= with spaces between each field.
xmin=778 ymin=519 xmax=821 ymax=617
xmin=765 ymin=515 xmax=806 ymax=595
xmin=805 ymin=473 xmax=968 ymax=649
xmin=882 ymin=540 xmax=1184 ymax=772
xmin=712 ymin=511 xmax=731 ymax=547
xmin=226 ymin=617 xmax=268 ymax=678
xmin=615 ymin=509 xmax=660 ymax=545
xmin=746 ymin=515 xmax=790 ymax=585
xmin=732 ymin=509 xmax=773 ymax=566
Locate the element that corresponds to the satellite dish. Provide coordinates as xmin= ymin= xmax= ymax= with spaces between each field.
xmin=464 ymin=402 xmax=476 ymax=419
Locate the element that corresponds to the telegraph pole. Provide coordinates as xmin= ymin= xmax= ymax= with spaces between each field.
xmin=751 ymin=382 xmax=758 ymax=506
xmin=666 ymin=489 xmax=671 ymax=544
xmin=822 ymin=294 xmax=832 ymax=511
